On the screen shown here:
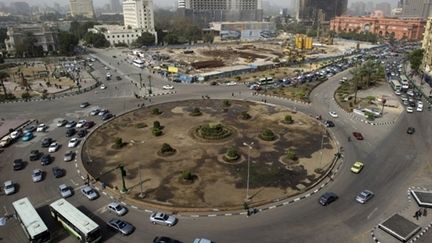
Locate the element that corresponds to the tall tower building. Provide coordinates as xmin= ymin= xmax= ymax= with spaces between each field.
xmin=296 ymin=0 xmax=347 ymax=23
xmin=123 ymin=0 xmax=155 ymax=33
xmin=69 ymin=0 xmax=95 ymax=18
xmin=177 ymin=0 xmax=263 ymax=26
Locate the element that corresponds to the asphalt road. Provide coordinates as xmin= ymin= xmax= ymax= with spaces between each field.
xmin=1 ymin=51 xmax=430 ymax=243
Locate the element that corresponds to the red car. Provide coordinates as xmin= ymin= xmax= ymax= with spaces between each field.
xmin=352 ymin=132 xmax=364 ymax=140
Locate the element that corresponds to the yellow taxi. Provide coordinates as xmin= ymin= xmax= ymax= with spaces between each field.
xmin=351 ymin=161 xmax=364 ymax=174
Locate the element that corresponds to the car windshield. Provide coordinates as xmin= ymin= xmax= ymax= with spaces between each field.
xmin=34 ymin=171 xmax=41 ymax=176
xmin=115 ymin=205 xmax=122 ymax=211
xmin=162 ymin=214 xmax=169 ymax=220
xmin=5 ymin=184 xmax=13 ymax=189
xmin=118 ymin=221 xmax=127 ymax=228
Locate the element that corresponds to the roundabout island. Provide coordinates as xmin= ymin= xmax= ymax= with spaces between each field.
xmin=82 ymin=99 xmax=337 ymax=211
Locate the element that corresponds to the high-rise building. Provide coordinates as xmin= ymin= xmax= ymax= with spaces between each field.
xmin=177 ymin=0 xmax=263 ymax=26
xmin=296 ymin=0 xmax=347 ymax=23
xmin=376 ymin=2 xmax=392 ymax=16
xmin=69 ymin=0 xmax=95 ymax=18
xmin=110 ymin=0 xmax=122 ymax=13
xmin=400 ymin=0 xmax=432 ymax=18
xmin=123 ymin=0 xmax=155 ymax=32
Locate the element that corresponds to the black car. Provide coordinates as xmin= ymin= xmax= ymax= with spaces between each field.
xmin=52 ymin=167 xmax=65 ymax=178
xmin=13 ymin=159 xmax=25 ymax=170
xmin=29 ymin=150 xmax=42 ymax=161
xmin=84 ymin=121 xmax=95 ymax=129
xmin=77 ymin=129 xmax=87 ymax=138
xmin=41 ymin=137 xmax=52 ymax=147
xmin=153 ymin=236 xmax=182 ymax=243
xmin=324 ymin=120 xmax=335 ymax=127
xmin=407 ymin=127 xmax=415 ymax=134
xmin=102 ymin=113 xmax=113 ymax=121
xmin=41 ymin=154 xmax=52 ymax=166
xmin=116 ymin=76 xmax=122 ymax=81
xmin=66 ymin=128 xmax=76 ymax=137
xmin=80 ymin=102 xmax=90 ymax=108
xmin=319 ymin=192 xmax=338 ymax=206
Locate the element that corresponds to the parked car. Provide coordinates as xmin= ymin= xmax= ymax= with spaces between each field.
xmin=351 ymin=161 xmax=364 ymax=174
xmin=4 ymin=180 xmax=16 ymax=195
xmin=52 ymin=167 xmax=65 ymax=178
xmin=68 ymin=138 xmax=80 ymax=148
xmin=80 ymin=102 xmax=90 ymax=108
xmin=65 ymin=120 xmax=77 ymax=128
xmin=81 ymin=186 xmax=98 ymax=200
xmin=102 ymin=113 xmax=114 ymax=121
xmin=13 ymin=159 xmax=25 ymax=170
xmin=324 ymin=120 xmax=335 ymax=127
xmin=66 ymin=128 xmax=76 ymax=137
xmin=90 ymin=109 xmax=100 ymax=116
xmin=76 ymin=120 xmax=87 ymax=128
xmin=153 ymin=236 xmax=182 ymax=243
xmin=40 ymin=154 xmax=52 ymax=166
xmin=407 ymin=127 xmax=415 ymax=134
xmin=406 ymin=106 xmax=414 ymax=113
xmin=100 ymin=84 xmax=107 ymax=90
xmin=107 ymin=219 xmax=135 ymax=236
xmin=23 ymin=125 xmax=36 ymax=133
xmin=193 ymin=239 xmax=212 ymax=243
xmin=162 ymin=85 xmax=174 ymax=90
xmin=10 ymin=130 xmax=22 ymax=139
xmin=29 ymin=150 xmax=42 ymax=161
xmin=56 ymin=119 xmax=67 ymax=127
xmin=149 ymin=212 xmax=177 ymax=227
xmin=84 ymin=121 xmax=95 ymax=129
xmin=36 ymin=124 xmax=48 ymax=132
xmin=77 ymin=129 xmax=87 ymax=138
xmin=0 ymin=136 xmax=13 ymax=148
xmin=22 ymin=132 xmax=34 ymax=142
xmin=352 ymin=132 xmax=364 ymax=140
xmin=48 ymin=142 xmax=60 ymax=153
xmin=64 ymin=151 xmax=74 ymax=162
xmin=319 ymin=192 xmax=338 ymax=206
xmin=116 ymin=76 xmax=122 ymax=81
xmin=32 ymin=169 xmax=43 ymax=182
xmin=59 ymin=184 xmax=72 ymax=198
xmin=329 ymin=111 xmax=338 ymax=118
xmin=98 ymin=109 xmax=109 ymax=116
xmin=41 ymin=137 xmax=52 ymax=147
xmin=356 ymin=190 xmax=374 ymax=204
xmin=107 ymin=202 xmax=128 ymax=216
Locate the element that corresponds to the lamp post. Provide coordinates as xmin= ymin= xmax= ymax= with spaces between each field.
xmin=243 ymin=142 xmax=254 ymax=201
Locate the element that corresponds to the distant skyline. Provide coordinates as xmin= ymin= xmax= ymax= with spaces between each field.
xmin=0 ymin=0 xmax=399 ymax=9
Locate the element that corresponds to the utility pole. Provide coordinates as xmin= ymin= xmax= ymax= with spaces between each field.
xmin=148 ymin=75 xmax=152 ymax=95
xmin=138 ymin=165 xmax=145 ymax=198
xmin=119 ymin=164 xmax=127 ymax=193
xmin=243 ymin=142 xmax=254 ymax=201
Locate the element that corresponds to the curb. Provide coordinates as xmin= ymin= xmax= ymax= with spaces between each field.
xmin=254 ymin=93 xmax=311 ymax=105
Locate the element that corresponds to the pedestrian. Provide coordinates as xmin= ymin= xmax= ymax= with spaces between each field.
xmin=264 ymin=99 xmax=267 ymax=103
xmin=418 ymin=209 xmax=423 ymax=217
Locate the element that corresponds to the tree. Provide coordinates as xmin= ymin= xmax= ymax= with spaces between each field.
xmin=83 ymin=32 xmax=109 ymax=48
xmin=163 ymin=33 xmax=179 ymax=45
xmin=70 ymin=21 xmax=98 ymax=40
xmin=132 ymin=32 xmax=155 ymax=47
xmin=58 ymin=32 xmax=79 ymax=56
xmin=408 ymin=49 xmax=424 ymax=74
xmin=284 ymin=115 xmax=293 ymax=124
xmin=15 ymin=32 xmax=44 ymax=57
xmin=0 ymin=28 xmax=7 ymax=49
xmin=203 ymin=33 xmax=214 ymax=43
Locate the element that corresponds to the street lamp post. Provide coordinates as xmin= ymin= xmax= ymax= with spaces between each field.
xmin=243 ymin=142 xmax=254 ymax=201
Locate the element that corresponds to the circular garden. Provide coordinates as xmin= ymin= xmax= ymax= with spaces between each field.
xmin=82 ymin=99 xmax=336 ymax=210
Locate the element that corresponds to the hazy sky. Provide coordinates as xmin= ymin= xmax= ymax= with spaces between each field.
xmin=0 ymin=0 xmax=399 ymax=8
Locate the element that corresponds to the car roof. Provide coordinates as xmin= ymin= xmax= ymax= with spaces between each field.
xmin=108 ymin=202 xmax=120 ymax=207
xmin=4 ymin=180 xmax=12 ymax=185
xmin=59 ymin=184 xmax=68 ymax=189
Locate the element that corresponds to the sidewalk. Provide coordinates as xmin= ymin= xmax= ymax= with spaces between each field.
xmin=404 ymin=63 xmax=432 ymax=105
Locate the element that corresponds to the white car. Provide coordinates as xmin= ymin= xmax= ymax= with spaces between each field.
xmin=90 ymin=108 xmax=100 ymax=116
xmin=226 ymin=81 xmax=237 ymax=86
xmin=407 ymin=106 xmax=414 ymax=113
xmin=10 ymin=130 xmax=22 ymax=139
xmin=417 ymin=101 xmax=424 ymax=108
xmin=104 ymin=66 xmax=109 ymax=70
xmin=395 ymin=90 xmax=401 ymax=96
xmin=162 ymin=85 xmax=174 ymax=90
xmin=193 ymin=239 xmax=212 ymax=243
xmin=417 ymin=106 xmax=423 ymax=112
xmin=32 ymin=169 xmax=43 ymax=182
xmin=107 ymin=202 xmax=128 ymax=216
xmin=68 ymin=138 xmax=80 ymax=148
xmin=48 ymin=142 xmax=60 ymax=153
xmin=329 ymin=111 xmax=338 ymax=118
xmin=106 ymin=72 xmax=112 ymax=77
xmin=149 ymin=212 xmax=177 ymax=227
xmin=76 ymin=120 xmax=86 ymax=128
xmin=36 ymin=124 xmax=48 ymax=132
xmin=4 ymin=180 xmax=15 ymax=195
xmin=100 ymin=84 xmax=107 ymax=90
xmin=81 ymin=186 xmax=98 ymax=200
xmin=59 ymin=184 xmax=72 ymax=198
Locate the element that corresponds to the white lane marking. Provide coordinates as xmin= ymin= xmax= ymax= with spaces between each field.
xmin=95 ymin=206 xmax=107 ymax=214
xmin=70 ymin=179 xmax=79 ymax=186
xmin=367 ymin=207 xmax=378 ymax=220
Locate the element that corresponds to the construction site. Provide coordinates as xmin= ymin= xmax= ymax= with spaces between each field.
xmin=141 ymin=37 xmax=376 ymax=82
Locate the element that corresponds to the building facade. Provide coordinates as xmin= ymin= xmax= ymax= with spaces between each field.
xmin=177 ymin=0 xmax=263 ymax=26
xmin=123 ymin=0 xmax=155 ymax=32
xmin=4 ymin=24 xmax=58 ymax=56
xmin=209 ymin=21 xmax=276 ymax=41
xmin=296 ymin=0 xmax=348 ymax=23
xmin=400 ymin=0 xmax=432 ymax=18
xmin=422 ymin=17 xmax=432 ymax=81
xmin=69 ymin=0 xmax=95 ymax=18
xmin=330 ymin=15 xmax=426 ymax=41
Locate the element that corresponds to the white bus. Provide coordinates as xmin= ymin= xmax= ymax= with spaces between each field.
xmin=12 ymin=197 xmax=51 ymax=243
xmin=133 ymin=59 xmax=145 ymax=68
xmin=390 ymin=79 xmax=401 ymax=91
xmin=49 ymin=199 xmax=102 ymax=243
xmin=400 ymin=75 xmax=410 ymax=89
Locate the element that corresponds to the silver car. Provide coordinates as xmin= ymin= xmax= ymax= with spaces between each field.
xmin=356 ymin=190 xmax=374 ymax=204
xmin=64 ymin=151 xmax=74 ymax=162
xmin=4 ymin=180 xmax=16 ymax=195
xmin=107 ymin=202 xmax=128 ymax=216
xmin=81 ymin=186 xmax=98 ymax=200
xmin=149 ymin=212 xmax=177 ymax=227
xmin=59 ymin=184 xmax=72 ymax=198
xmin=32 ymin=169 xmax=43 ymax=182
xmin=107 ymin=219 xmax=135 ymax=236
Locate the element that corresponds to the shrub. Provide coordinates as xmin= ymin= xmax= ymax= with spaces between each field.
xmin=181 ymin=170 xmax=193 ymax=181
xmin=240 ymin=111 xmax=251 ymax=120
xmin=190 ymin=107 xmax=202 ymax=116
xmin=260 ymin=128 xmax=276 ymax=141
xmin=160 ymin=143 xmax=175 ymax=154
xmin=153 ymin=121 xmax=161 ymax=129
xmin=113 ymin=137 xmax=124 ymax=149
xmin=152 ymin=108 xmax=161 ymax=115
xmin=197 ymin=122 xmax=231 ymax=140
xmin=152 ymin=127 xmax=162 ymax=136
xmin=284 ymin=115 xmax=293 ymax=124
xmin=314 ymin=168 xmax=324 ymax=174
xmin=223 ymin=100 xmax=231 ymax=107
xmin=286 ymin=148 xmax=297 ymax=160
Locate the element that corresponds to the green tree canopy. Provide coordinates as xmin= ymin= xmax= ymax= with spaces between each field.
xmin=132 ymin=32 xmax=155 ymax=47
xmin=408 ymin=49 xmax=424 ymax=73
xmin=83 ymin=32 xmax=109 ymax=48
xmin=58 ymin=32 xmax=79 ymax=56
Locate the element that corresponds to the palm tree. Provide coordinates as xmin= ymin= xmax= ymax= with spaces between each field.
xmin=350 ymin=66 xmax=364 ymax=104
xmin=0 ymin=71 xmax=9 ymax=96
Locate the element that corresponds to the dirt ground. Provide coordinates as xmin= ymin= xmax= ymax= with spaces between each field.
xmin=83 ymin=100 xmax=336 ymax=209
